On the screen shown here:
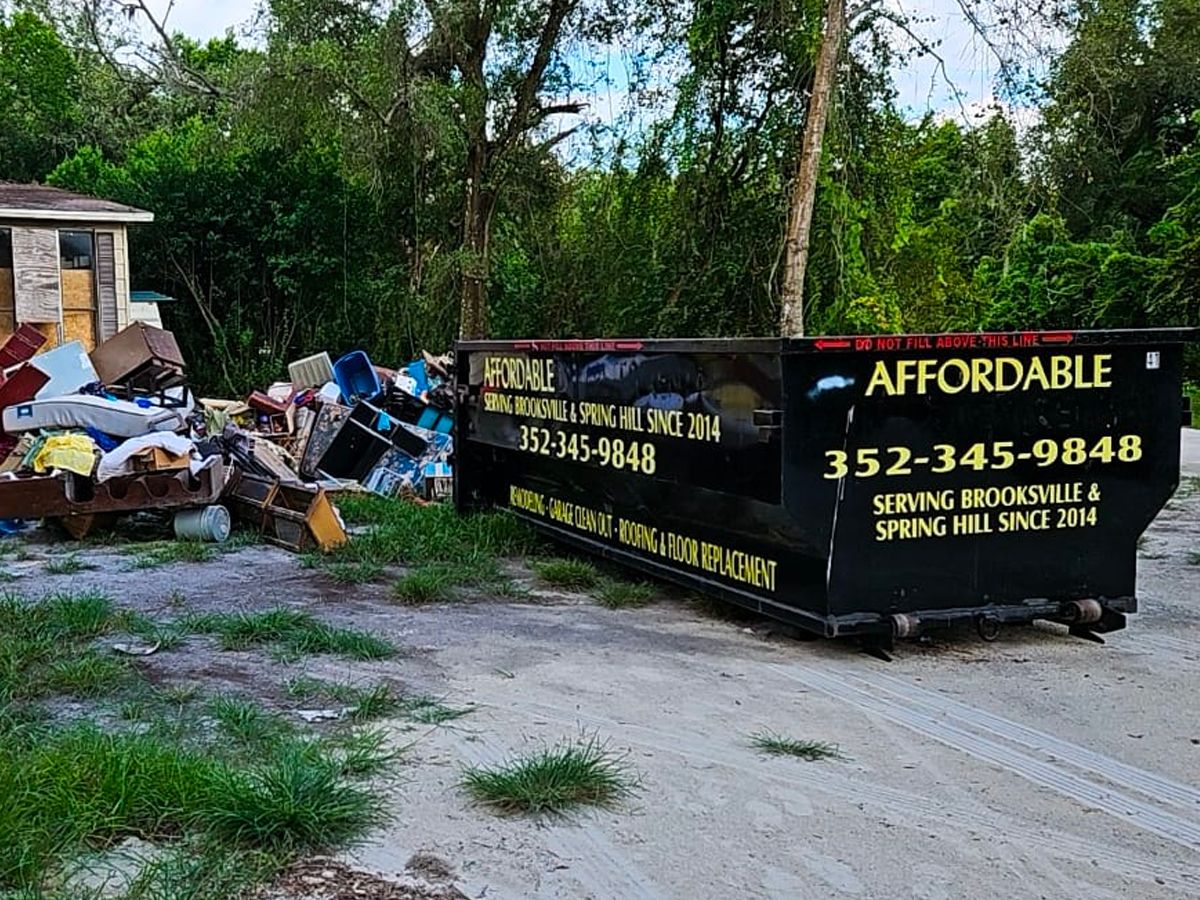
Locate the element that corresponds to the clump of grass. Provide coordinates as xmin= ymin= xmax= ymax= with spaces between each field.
xmin=749 ymin=730 xmax=846 ymax=761
xmin=595 ymin=580 xmax=654 ymax=609
xmin=0 ymin=725 xmax=385 ymax=887
xmin=210 ymin=698 xmax=292 ymax=748
xmin=462 ymin=735 xmax=638 ymax=814
xmin=43 ymin=653 xmax=131 ymax=697
xmin=532 ymin=558 xmax=600 ymax=590
xmin=129 ymin=540 xmax=218 ymax=569
xmin=201 ymin=743 xmax=385 ymax=848
xmin=392 ymin=565 xmax=458 ymax=605
xmin=402 ymin=697 xmax=473 ymax=725
xmin=1187 ymin=550 xmax=1200 ymax=566
xmin=44 ymin=554 xmax=93 ymax=575
xmin=325 ymin=561 xmax=384 ymax=585
xmin=332 ymin=500 xmax=539 ymax=568
xmin=184 ymin=608 xmax=395 ymax=661
xmin=347 ymin=685 xmax=400 ymax=723
xmin=0 ymin=592 xmax=127 ymax=702
xmin=327 ymin=727 xmax=396 ymax=777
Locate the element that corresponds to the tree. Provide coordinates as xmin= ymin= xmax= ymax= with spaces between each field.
xmin=0 ymin=9 xmax=80 ymax=181
xmin=780 ymin=0 xmax=845 ymax=336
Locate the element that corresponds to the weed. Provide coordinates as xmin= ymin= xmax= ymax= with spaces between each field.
xmin=43 ymin=653 xmax=131 ymax=697
xmin=0 ymin=592 xmax=125 ymax=701
xmin=129 ymin=541 xmax=218 ymax=570
xmin=326 ymin=727 xmax=396 ymax=777
xmin=161 ymin=684 xmax=201 ymax=707
xmin=461 ymin=735 xmax=638 ymax=814
xmin=595 ymin=580 xmax=654 ymax=609
xmin=200 ymin=743 xmax=385 ymax=848
xmin=1188 ymin=551 xmax=1200 ymax=566
xmin=532 ymin=558 xmax=600 ymax=589
xmin=0 ymin=570 xmax=20 ymax=584
xmin=44 ymin=554 xmax=93 ymax=575
xmin=210 ymin=698 xmax=292 ymax=748
xmin=325 ymin=561 xmax=384 ymax=585
xmin=347 ymin=685 xmax=400 ymax=723
xmin=332 ymin=501 xmax=539 ymax=568
xmin=749 ymin=730 xmax=846 ymax=761
xmin=402 ymin=697 xmax=472 ymax=725
xmin=122 ymin=611 xmax=188 ymax=651
xmin=0 ymin=725 xmax=384 ymax=887
xmin=297 ymin=552 xmax=323 ymax=570
xmin=392 ymin=565 xmax=457 ymax=605
xmin=185 ymin=608 xmax=395 ymax=661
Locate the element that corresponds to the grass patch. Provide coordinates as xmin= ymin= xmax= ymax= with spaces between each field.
xmin=1188 ymin=551 xmax=1200 ymax=566
xmin=42 ymin=652 xmax=131 ymax=697
xmin=346 ymin=685 xmax=400 ymax=723
xmin=595 ymin=580 xmax=654 ymax=609
xmin=461 ymin=735 xmax=637 ymax=814
xmin=0 ymin=725 xmax=385 ymax=888
xmin=183 ymin=608 xmax=395 ymax=661
xmin=401 ymin=696 xmax=472 ymax=725
xmin=43 ymin=555 xmax=93 ymax=576
xmin=0 ymin=592 xmax=129 ymax=703
xmin=324 ymin=561 xmax=385 ymax=585
xmin=0 ymin=593 xmax=397 ymax=896
xmin=392 ymin=565 xmax=458 ymax=605
xmin=532 ymin=558 xmax=600 ymax=590
xmin=209 ymin=698 xmax=293 ymax=749
xmin=128 ymin=540 xmax=219 ymax=570
xmin=331 ymin=500 xmax=539 ymax=568
xmin=749 ymin=730 xmax=846 ymax=761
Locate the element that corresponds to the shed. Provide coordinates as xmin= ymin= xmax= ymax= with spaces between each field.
xmin=0 ymin=183 xmax=155 ymax=353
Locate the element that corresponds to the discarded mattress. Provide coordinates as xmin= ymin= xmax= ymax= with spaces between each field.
xmin=3 ymin=394 xmax=190 ymax=438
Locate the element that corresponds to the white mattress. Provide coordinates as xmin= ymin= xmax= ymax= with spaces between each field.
xmin=2 ymin=394 xmax=190 ymax=438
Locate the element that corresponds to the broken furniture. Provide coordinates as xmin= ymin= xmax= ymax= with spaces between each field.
xmin=0 ymin=324 xmax=48 ymax=371
xmin=0 ymin=461 xmax=227 ymax=540
xmin=90 ymin=322 xmax=187 ymax=398
xmin=314 ymin=397 xmax=428 ymax=482
xmin=30 ymin=342 xmax=99 ymax=399
xmin=224 ymin=469 xmax=346 ymax=552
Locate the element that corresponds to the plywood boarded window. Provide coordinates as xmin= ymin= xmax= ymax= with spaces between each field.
xmin=11 ymin=227 xmax=61 ymax=325
xmin=60 ymin=231 xmax=97 ymax=351
xmin=0 ymin=229 xmax=13 ymax=337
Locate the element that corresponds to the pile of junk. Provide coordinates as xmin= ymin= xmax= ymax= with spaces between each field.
xmin=0 ymin=323 xmax=455 ymax=553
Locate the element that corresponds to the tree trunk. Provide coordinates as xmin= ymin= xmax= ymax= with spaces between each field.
xmin=459 ymin=134 xmax=495 ymax=340
xmin=780 ymin=0 xmax=846 ymax=337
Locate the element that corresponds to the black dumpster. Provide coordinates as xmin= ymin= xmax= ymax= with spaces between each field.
xmin=455 ymin=330 xmax=1193 ymax=644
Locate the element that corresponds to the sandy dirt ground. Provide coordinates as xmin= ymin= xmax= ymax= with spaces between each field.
xmin=14 ymin=433 xmax=1200 ymax=900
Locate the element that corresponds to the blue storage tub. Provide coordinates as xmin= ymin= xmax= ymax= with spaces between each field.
xmin=333 ymin=351 xmax=381 ymax=404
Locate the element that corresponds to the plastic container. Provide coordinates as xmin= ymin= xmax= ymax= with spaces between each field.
xmin=173 ymin=505 xmax=232 ymax=543
xmin=333 ymin=351 xmax=381 ymax=404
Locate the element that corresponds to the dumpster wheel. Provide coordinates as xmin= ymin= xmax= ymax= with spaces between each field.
xmin=976 ymin=615 xmax=1001 ymax=642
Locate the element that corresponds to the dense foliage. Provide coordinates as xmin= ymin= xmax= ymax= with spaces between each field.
xmin=0 ymin=0 xmax=1196 ymax=392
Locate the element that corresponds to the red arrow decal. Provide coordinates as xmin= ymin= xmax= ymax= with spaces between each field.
xmin=814 ymin=339 xmax=853 ymax=350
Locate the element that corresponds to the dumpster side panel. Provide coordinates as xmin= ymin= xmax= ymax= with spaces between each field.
xmin=454 ymin=342 xmax=834 ymax=630
xmin=782 ymin=334 xmax=1183 ymax=620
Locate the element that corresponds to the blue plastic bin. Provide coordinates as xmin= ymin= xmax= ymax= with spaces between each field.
xmin=333 ymin=351 xmax=381 ymax=404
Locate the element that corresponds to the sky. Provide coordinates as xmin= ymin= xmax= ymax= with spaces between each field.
xmin=143 ymin=0 xmax=1020 ymax=124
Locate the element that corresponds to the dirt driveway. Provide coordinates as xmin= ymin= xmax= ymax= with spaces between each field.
xmin=12 ymin=436 xmax=1200 ymax=899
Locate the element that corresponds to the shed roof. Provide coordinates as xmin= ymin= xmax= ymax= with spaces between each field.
xmin=0 ymin=183 xmax=154 ymax=224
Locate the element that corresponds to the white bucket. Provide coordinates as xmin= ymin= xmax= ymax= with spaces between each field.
xmin=173 ymin=505 xmax=232 ymax=543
